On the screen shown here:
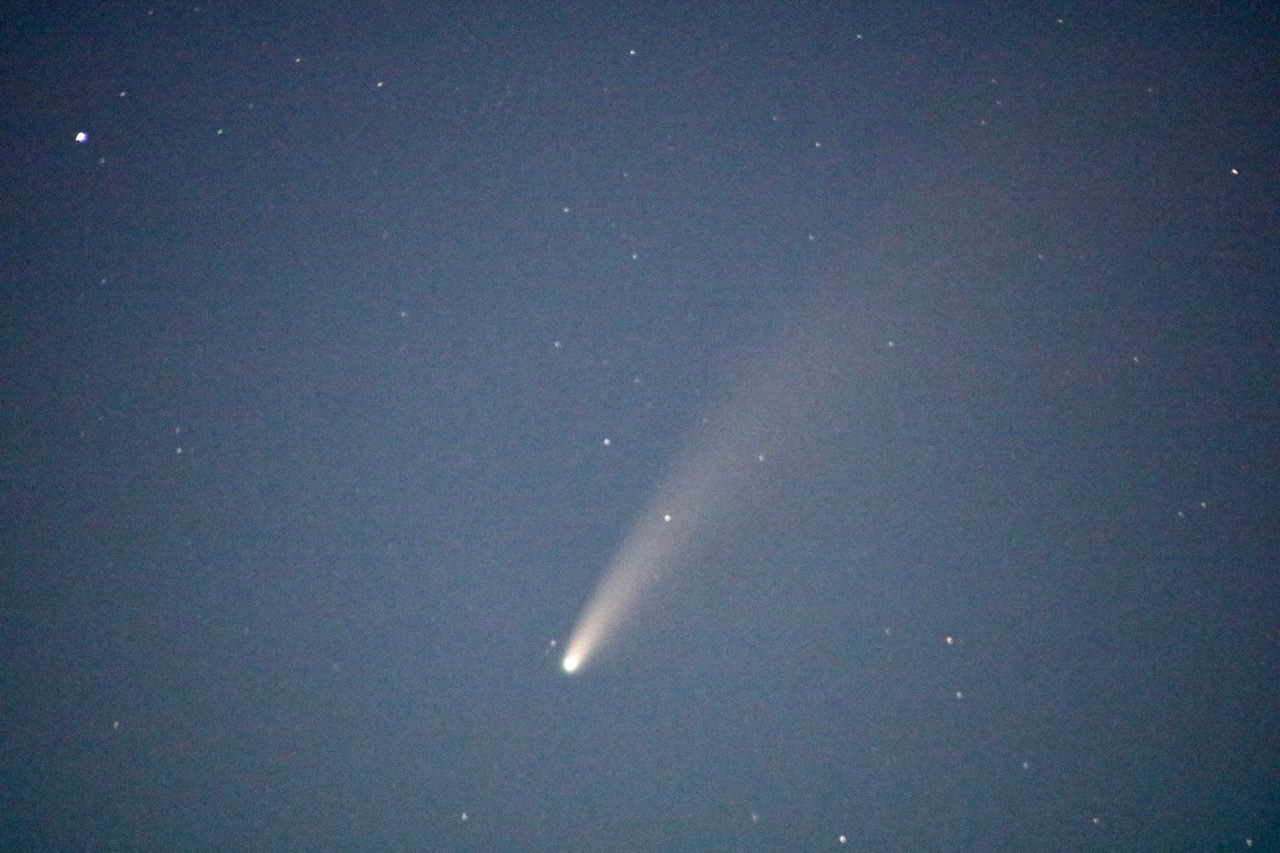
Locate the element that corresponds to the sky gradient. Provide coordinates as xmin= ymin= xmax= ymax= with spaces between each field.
xmin=3 ymin=2 xmax=1278 ymax=849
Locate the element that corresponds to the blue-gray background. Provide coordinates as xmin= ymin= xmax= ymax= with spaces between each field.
xmin=3 ymin=3 xmax=1277 ymax=850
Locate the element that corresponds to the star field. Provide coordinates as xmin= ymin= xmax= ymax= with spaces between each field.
xmin=2 ymin=3 xmax=1277 ymax=849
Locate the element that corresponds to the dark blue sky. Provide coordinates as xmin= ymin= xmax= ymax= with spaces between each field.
xmin=3 ymin=2 xmax=1278 ymax=850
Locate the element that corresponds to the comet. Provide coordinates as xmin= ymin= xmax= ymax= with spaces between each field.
xmin=560 ymin=309 xmax=848 ymax=674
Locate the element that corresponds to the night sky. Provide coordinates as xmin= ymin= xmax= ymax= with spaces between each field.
xmin=3 ymin=3 xmax=1278 ymax=850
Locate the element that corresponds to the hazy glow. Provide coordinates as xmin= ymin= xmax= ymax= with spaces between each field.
xmin=561 ymin=311 xmax=847 ymax=674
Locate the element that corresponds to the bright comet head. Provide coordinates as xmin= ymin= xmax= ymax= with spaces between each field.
xmin=561 ymin=653 xmax=580 ymax=674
